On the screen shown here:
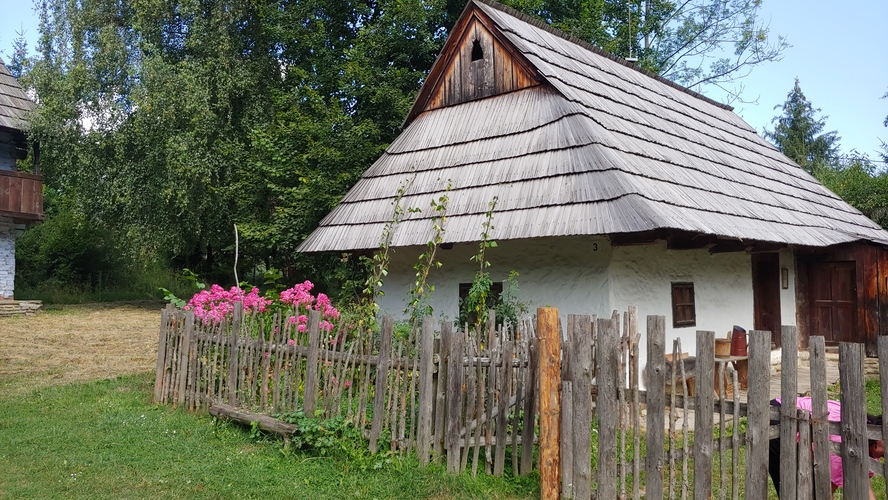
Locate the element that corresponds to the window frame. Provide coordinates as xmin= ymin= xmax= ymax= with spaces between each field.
xmin=671 ymin=281 xmax=696 ymax=328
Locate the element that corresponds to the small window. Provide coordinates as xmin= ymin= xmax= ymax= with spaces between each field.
xmin=458 ymin=281 xmax=503 ymax=326
xmin=471 ymin=39 xmax=484 ymax=61
xmin=671 ymin=282 xmax=696 ymax=328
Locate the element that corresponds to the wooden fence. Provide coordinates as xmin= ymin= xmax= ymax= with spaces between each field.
xmin=154 ymin=303 xmax=888 ymax=498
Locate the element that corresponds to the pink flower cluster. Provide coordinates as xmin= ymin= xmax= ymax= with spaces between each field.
xmin=280 ymin=281 xmax=340 ymax=332
xmin=186 ymin=284 xmax=273 ymax=323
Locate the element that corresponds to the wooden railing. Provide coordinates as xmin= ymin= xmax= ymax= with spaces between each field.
xmin=0 ymin=169 xmax=43 ymax=221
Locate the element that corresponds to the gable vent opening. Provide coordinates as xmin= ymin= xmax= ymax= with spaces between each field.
xmin=471 ymin=39 xmax=484 ymax=61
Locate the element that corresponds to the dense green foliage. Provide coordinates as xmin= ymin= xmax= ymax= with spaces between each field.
xmin=12 ymin=0 xmax=787 ymax=302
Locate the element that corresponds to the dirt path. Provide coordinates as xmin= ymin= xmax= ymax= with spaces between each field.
xmin=0 ymin=302 xmax=163 ymax=397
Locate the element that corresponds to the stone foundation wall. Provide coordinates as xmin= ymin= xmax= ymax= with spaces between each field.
xmin=0 ymin=217 xmax=25 ymax=299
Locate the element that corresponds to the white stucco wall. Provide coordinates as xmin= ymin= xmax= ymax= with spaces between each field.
xmin=377 ymin=236 xmax=798 ymax=379
xmin=0 ymin=217 xmax=24 ymax=299
xmin=779 ymin=248 xmax=798 ymax=328
xmin=609 ymin=242 xmax=757 ymax=379
xmin=378 ymin=235 xmax=612 ymax=322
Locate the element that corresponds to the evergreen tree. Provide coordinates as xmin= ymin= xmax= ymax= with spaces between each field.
xmin=5 ymin=29 xmax=29 ymax=79
xmin=764 ymin=78 xmax=839 ymax=174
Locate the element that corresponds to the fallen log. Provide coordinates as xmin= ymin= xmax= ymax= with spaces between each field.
xmin=209 ymin=403 xmax=296 ymax=443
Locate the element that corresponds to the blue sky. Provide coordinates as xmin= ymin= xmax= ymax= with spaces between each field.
xmin=2 ymin=0 xmax=886 ymax=161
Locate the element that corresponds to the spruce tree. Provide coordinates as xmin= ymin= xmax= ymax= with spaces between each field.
xmin=764 ymin=78 xmax=839 ymax=174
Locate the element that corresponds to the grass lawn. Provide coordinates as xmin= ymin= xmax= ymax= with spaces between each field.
xmin=0 ymin=373 xmax=539 ymax=499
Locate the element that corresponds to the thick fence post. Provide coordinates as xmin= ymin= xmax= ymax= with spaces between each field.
xmin=597 ymin=315 xmax=619 ymax=497
xmin=446 ymin=327 xmax=465 ymax=473
xmin=645 ymin=315 xmax=666 ymax=499
xmin=369 ymin=315 xmax=393 ymax=454
xmin=745 ymin=330 xmax=772 ymax=500
xmin=779 ymin=326 xmax=799 ymax=500
xmin=809 ymin=336 xmax=832 ymax=500
xmin=538 ymin=307 xmax=561 ymax=500
xmin=570 ymin=314 xmax=593 ymax=500
xmin=417 ymin=316 xmax=436 ymax=465
xmin=839 ymin=342 xmax=868 ymax=499
xmin=693 ymin=330 xmax=715 ymax=499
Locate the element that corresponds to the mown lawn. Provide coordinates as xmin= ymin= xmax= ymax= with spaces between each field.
xmin=0 ymin=373 xmax=539 ymax=499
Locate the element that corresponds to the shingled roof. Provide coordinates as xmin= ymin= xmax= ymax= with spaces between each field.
xmin=0 ymin=57 xmax=35 ymax=133
xmin=299 ymin=0 xmax=888 ymax=252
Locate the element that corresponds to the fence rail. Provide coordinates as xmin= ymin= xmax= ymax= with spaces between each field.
xmin=154 ymin=303 xmax=888 ymax=498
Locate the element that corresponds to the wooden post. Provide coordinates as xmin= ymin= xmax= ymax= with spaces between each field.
xmin=779 ymin=326 xmax=799 ymax=500
xmin=797 ymin=409 xmax=813 ymax=495
xmin=570 ymin=315 xmax=593 ymax=500
xmin=560 ymin=326 xmax=573 ymax=497
xmin=494 ymin=340 xmax=513 ymax=476
xmin=228 ymin=303 xmax=242 ymax=406
xmin=369 ymin=315 xmax=394 ymax=454
xmin=745 ymin=330 xmax=772 ymax=500
xmin=154 ymin=304 xmax=173 ymax=403
xmin=693 ymin=330 xmax=715 ymax=500
xmin=808 ymin=336 xmax=831 ymax=500
xmin=303 ymin=309 xmax=322 ymax=417
xmin=538 ymin=307 xmax=561 ymax=500
xmin=645 ymin=315 xmax=666 ymax=499
xmin=597 ymin=316 xmax=618 ymax=498
xmin=446 ymin=328 xmax=465 ymax=472
xmin=839 ymin=342 xmax=867 ymax=499
xmin=879 ymin=336 xmax=888 ymax=487
xmin=417 ymin=316 xmax=436 ymax=465
xmin=433 ymin=324 xmax=451 ymax=461
xmin=176 ymin=310 xmax=195 ymax=407
xmin=520 ymin=319 xmax=538 ymax=475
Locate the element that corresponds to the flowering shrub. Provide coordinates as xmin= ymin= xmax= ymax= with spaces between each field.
xmin=280 ymin=281 xmax=340 ymax=332
xmin=185 ymin=284 xmax=273 ymax=323
xmin=184 ymin=280 xmax=340 ymax=333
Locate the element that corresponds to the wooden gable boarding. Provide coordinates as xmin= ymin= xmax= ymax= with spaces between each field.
xmin=410 ymin=7 xmax=540 ymax=119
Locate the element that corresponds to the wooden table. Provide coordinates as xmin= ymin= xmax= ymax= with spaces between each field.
xmin=714 ymin=355 xmax=749 ymax=396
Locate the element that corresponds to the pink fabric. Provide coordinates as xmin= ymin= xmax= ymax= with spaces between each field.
xmin=779 ymin=396 xmax=870 ymax=487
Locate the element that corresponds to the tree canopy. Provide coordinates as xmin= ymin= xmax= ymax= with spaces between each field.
xmin=12 ymin=0 xmax=789 ymax=298
xmin=763 ymin=78 xmax=839 ymax=175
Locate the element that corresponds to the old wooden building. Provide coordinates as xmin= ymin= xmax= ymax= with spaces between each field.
xmin=299 ymin=0 xmax=888 ymax=358
xmin=0 ymin=56 xmax=42 ymax=304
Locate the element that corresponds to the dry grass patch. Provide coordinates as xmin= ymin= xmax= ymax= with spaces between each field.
xmin=0 ymin=301 xmax=163 ymax=396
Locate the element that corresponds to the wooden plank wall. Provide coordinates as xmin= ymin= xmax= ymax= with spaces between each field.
xmin=0 ymin=169 xmax=43 ymax=219
xmin=426 ymin=16 xmax=538 ymax=111
xmin=154 ymin=303 xmax=888 ymax=497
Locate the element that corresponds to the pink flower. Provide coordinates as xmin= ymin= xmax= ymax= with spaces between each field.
xmin=288 ymin=339 xmax=295 ymax=346
xmin=344 ymin=380 xmax=351 ymax=388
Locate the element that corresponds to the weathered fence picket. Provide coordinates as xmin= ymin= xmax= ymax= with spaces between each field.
xmin=154 ymin=302 xmax=888 ymax=500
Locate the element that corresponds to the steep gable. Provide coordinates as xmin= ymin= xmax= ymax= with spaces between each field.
xmin=407 ymin=5 xmax=540 ymax=123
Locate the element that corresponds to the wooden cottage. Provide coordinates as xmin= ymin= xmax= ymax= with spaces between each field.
xmin=0 ymin=57 xmax=42 ymax=303
xmin=299 ymin=0 xmax=888 ymax=359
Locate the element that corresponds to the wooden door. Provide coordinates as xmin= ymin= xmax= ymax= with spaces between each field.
xmin=808 ymin=261 xmax=857 ymax=344
xmin=752 ymin=254 xmax=782 ymax=348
